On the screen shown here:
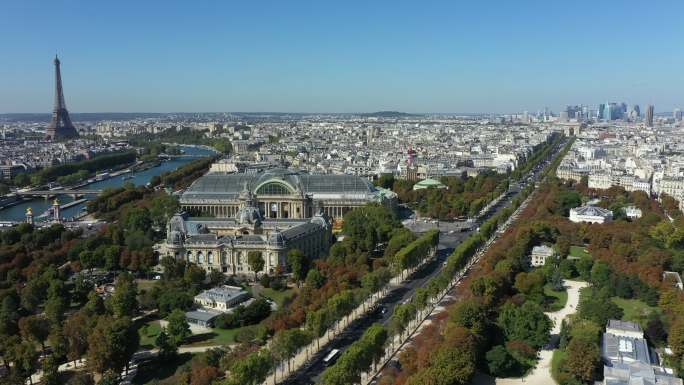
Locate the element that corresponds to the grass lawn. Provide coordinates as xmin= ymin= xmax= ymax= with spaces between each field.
xmin=138 ymin=320 xmax=162 ymax=349
xmin=612 ymin=297 xmax=661 ymax=325
xmin=136 ymin=279 xmax=157 ymax=293
xmin=550 ymin=349 xmax=566 ymax=382
xmin=260 ymin=287 xmax=295 ymax=307
xmin=544 ymin=284 xmax=568 ymax=312
xmin=184 ymin=327 xmax=240 ymax=347
xmin=133 ymin=353 xmax=195 ymax=385
xmin=246 ymin=286 xmax=295 ymax=308
xmin=569 ymin=245 xmax=591 ymax=259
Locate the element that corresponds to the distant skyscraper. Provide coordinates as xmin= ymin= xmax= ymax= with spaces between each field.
xmin=674 ymin=108 xmax=682 ymax=121
xmin=646 ymin=104 xmax=655 ymax=127
xmin=633 ymin=105 xmax=640 ymax=117
xmin=45 ymin=55 xmax=79 ymax=141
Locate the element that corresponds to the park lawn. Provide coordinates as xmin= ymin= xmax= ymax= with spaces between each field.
xmin=569 ymin=245 xmax=591 ymax=259
xmin=133 ymin=352 xmax=195 ymax=385
xmin=550 ymin=349 xmax=566 ymax=382
xmin=184 ymin=327 xmax=239 ymax=347
xmin=246 ymin=286 xmax=295 ymax=308
xmin=260 ymin=287 xmax=295 ymax=307
xmin=136 ymin=279 xmax=157 ymax=293
xmin=612 ymin=297 xmax=661 ymax=325
xmin=544 ymin=284 xmax=568 ymax=312
xmin=138 ymin=320 xmax=162 ymax=349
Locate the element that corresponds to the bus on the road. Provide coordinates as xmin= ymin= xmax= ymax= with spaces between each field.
xmin=323 ymin=349 xmax=340 ymax=366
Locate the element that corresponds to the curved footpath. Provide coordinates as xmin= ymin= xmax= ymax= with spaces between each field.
xmin=472 ymin=279 xmax=588 ymax=385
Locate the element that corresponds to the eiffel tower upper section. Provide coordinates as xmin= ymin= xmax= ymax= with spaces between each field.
xmin=45 ymin=55 xmax=79 ymax=141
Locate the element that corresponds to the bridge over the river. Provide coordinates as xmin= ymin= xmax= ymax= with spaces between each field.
xmin=16 ymin=189 xmax=103 ymax=198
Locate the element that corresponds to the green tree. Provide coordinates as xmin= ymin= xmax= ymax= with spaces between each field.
xmin=577 ymin=289 xmax=623 ymax=327
xmin=44 ymin=295 xmax=67 ymax=327
xmin=514 ymin=270 xmax=545 ymax=300
xmin=41 ymin=354 xmax=60 ymax=385
xmin=272 ymin=329 xmax=311 ymax=372
xmin=224 ymin=350 xmax=273 ymax=385
xmin=0 ymin=296 xmax=19 ymax=335
xmin=485 ymin=345 xmax=516 ymax=377
xmin=668 ymin=319 xmax=684 ymax=357
xmin=247 ymin=251 xmax=265 ymax=282
xmin=154 ymin=329 xmax=177 ymax=360
xmin=305 ymin=268 xmax=325 ymax=289
xmin=84 ymin=291 xmax=105 ymax=315
xmin=449 ymin=299 xmax=489 ymax=335
xmin=183 ymin=263 xmax=206 ymax=287
xmin=286 ymin=249 xmax=308 ymax=287
xmin=47 ymin=326 xmax=68 ymax=362
xmin=166 ymin=309 xmax=191 ymax=345
xmin=64 ymin=311 xmax=91 ymax=366
xmin=9 ymin=341 xmax=38 ymax=385
xmin=107 ymin=273 xmax=138 ymax=318
xmin=497 ymin=301 xmax=552 ymax=348
xmin=590 ymin=261 xmax=613 ymax=288
xmin=86 ymin=316 xmax=139 ymax=375
xmin=14 ymin=173 xmax=30 ymax=187
xmin=18 ymin=315 xmax=50 ymax=353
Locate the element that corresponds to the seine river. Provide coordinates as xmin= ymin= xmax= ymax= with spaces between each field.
xmin=0 ymin=145 xmax=216 ymax=222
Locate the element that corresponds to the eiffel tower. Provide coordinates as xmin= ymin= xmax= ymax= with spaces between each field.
xmin=45 ymin=55 xmax=79 ymax=140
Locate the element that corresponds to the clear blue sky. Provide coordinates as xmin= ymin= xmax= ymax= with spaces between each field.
xmin=1 ymin=0 xmax=683 ymax=114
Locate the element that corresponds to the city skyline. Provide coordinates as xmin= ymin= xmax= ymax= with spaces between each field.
xmin=1 ymin=0 xmax=684 ymax=113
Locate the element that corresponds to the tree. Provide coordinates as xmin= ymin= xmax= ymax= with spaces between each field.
xmin=44 ymin=295 xmax=67 ymax=327
xmin=20 ymin=281 xmax=42 ymax=312
xmin=48 ymin=326 xmax=68 ymax=362
xmin=405 ymin=344 xmax=475 ymax=385
xmin=98 ymin=371 xmax=120 ymax=385
xmin=577 ymin=289 xmax=623 ymax=327
xmin=514 ymin=271 xmax=545 ymax=300
xmin=247 ymin=251 xmax=265 ymax=282
xmin=86 ymin=316 xmax=139 ymax=375
xmin=590 ymin=261 xmax=613 ymax=288
xmin=668 ymin=319 xmax=684 ymax=358
xmin=184 ymin=263 xmax=206 ymax=287
xmin=286 ymin=249 xmax=308 ymax=287
xmin=157 ymin=288 xmax=194 ymax=317
xmin=565 ymin=338 xmax=600 ymax=382
xmin=166 ymin=309 xmax=191 ymax=345
xmin=155 ymin=329 xmax=177 ymax=360
xmin=305 ymin=268 xmax=325 ymax=289
xmin=18 ymin=315 xmax=50 ymax=353
xmin=107 ymin=273 xmax=138 ymax=318
xmin=497 ymin=301 xmax=552 ymax=348
xmin=84 ymin=291 xmax=105 ymax=315
xmin=272 ymin=329 xmax=311 ymax=372
xmin=0 ymin=296 xmax=19 ymax=335
xmin=224 ymin=350 xmax=273 ymax=385
xmin=65 ymin=373 xmax=94 ymax=385
xmin=9 ymin=341 xmax=38 ymax=385
xmin=64 ymin=311 xmax=91 ymax=366
xmin=449 ymin=299 xmax=489 ymax=335
xmin=486 ymin=345 xmax=516 ymax=377
xmin=208 ymin=270 xmax=225 ymax=287
xmin=41 ymin=354 xmax=60 ymax=385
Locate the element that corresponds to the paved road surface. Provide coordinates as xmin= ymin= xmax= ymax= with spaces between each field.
xmin=284 ymin=139 xmax=565 ymax=385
